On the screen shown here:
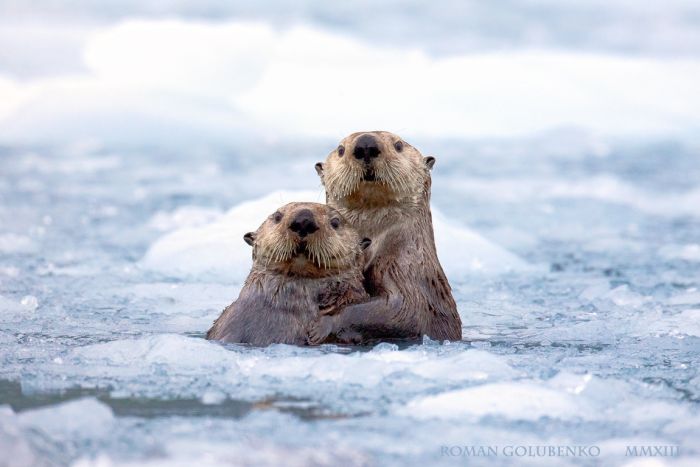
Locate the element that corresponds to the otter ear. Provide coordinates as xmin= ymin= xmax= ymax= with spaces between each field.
xmin=360 ymin=237 xmax=372 ymax=250
xmin=243 ymin=232 xmax=256 ymax=246
xmin=315 ymin=162 xmax=324 ymax=177
xmin=424 ymin=156 xmax=436 ymax=170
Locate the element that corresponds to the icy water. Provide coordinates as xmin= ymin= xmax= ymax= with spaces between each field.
xmin=1 ymin=134 xmax=699 ymax=466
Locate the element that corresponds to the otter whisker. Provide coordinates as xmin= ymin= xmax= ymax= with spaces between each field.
xmin=326 ymin=162 xmax=363 ymax=200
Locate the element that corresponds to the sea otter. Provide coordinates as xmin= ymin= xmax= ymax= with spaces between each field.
xmin=206 ymin=202 xmax=370 ymax=346
xmin=309 ymin=131 xmax=462 ymax=343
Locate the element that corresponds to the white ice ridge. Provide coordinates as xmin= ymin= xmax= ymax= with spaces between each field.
xmin=401 ymin=372 xmax=689 ymax=423
xmin=141 ymin=190 xmax=531 ymax=283
xmin=54 ymin=335 xmax=520 ymax=402
xmin=2 ymin=19 xmax=700 ymax=145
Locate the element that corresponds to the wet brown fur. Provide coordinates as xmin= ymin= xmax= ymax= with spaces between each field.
xmin=206 ymin=202 xmax=369 ymax=346
xmin=310 ymin=131 xmax=462 ymax=343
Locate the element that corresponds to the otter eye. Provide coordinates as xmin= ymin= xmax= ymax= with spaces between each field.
xmin=337 ymin=145 xmax=345 ymax=157
xmin=272 ymin=212 xmax=283 ymax=223
xmin=394 ymin=141 xmax=404 ymax=152
xmin=330 ymin=218 xmax=341 ymax=229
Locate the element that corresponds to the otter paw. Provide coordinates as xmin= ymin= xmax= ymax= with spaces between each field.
xmin=336 ymin=329 xmax=363 ymax=345
xmin=308 ymin=315 xmax=335 ymax=345
xmin=319 ymin=305 xmax=338 ymax=316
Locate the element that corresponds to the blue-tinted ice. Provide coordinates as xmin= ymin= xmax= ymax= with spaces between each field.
xmin=1 ymin=132 xmax=699 ymax=466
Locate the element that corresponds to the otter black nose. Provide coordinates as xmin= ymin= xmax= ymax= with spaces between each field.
xmin=289 ymin=209 xmax=319 ymax=237
xmin=353 ymin=134 xmax=381 ymax=164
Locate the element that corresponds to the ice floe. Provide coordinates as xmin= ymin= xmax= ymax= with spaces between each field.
xmin=141 ymin=190 xmax=532 ymax=283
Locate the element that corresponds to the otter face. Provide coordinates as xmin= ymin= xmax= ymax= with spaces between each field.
xmin=244 ymin=202 xmax=370 ymax=277
xmin=315 ymin=131 xmax=436 ymax=204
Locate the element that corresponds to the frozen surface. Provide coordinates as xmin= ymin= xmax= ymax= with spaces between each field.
xmin=1 ymin=3 xmax=700 ymax=465
xmin=1 ymin=131 xmax=699 ymax=466
xmin=3 ymin=20 xmax=700 ymax=146
xmin=142 ymin=190 xmax=531 ymax=282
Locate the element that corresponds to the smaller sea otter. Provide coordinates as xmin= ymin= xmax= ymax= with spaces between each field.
xmin=206 ymin=202 xmax=370 ymax=346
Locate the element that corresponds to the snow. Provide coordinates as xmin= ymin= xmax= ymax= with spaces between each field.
xmin=18 ymin=398 xmax=114 ymax=439
xmin=147 ymin=206 xmax=224 ymax=232
xmin=644 ymin=309 xmax=700 ymax=338
xmin=0 ymin=234 xmax=35 ymax=254
xmin=141 ymin=190 xmax=324 ymax=283
xmin=445 ymin=175 xmax=700 ymax=219
xmin=668 ymin=290 xmax=700 ymax=306
xmin=1 ymin=19 xmax=700 ymax=146
xmin=0 ymin=406 xmax=53 ymax=467
xmin=38 ymin=335 xmax=518 ymax=402
xmin=1 ymin=3 xmax=700 ymax=466
xmin=405 ymin=382 xmax=584 ymax=421
xmin=406 ymin=372 xmax=690 ymax=425
xmin=659 ymin=244 xmax=700 ymax=262
xmin=0 ymin=295 xmax=38 ymax=316
xmin=141 ymin=190 xmax=532 ymax=283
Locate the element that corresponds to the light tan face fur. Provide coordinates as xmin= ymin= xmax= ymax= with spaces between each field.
xmin=316 ymin=131 xmax=435 ymax=205
xmin=244 ymin=202 xmax=368 ymax=277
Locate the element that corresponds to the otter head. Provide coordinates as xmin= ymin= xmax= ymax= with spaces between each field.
xmin=244 ymin=202 xmax=371 ymax=277
xmin=315 ymin=131 xmax=436 ymax=207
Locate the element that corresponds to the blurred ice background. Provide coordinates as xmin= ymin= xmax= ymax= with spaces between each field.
xmin=1 ymin=1 xmax=700 ymax=466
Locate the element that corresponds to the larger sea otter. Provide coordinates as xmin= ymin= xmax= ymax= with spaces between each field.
xmin=310 ymin=131 xmax=462 ymax=343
